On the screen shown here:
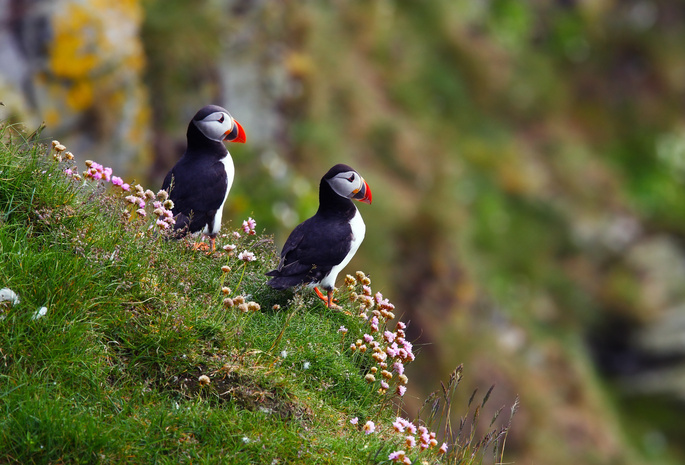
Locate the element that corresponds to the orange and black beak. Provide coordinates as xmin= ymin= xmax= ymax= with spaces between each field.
xmin=352 ymin=178 xmax=372 ymax=204
xmin=224 ymin=119 xmax=246 ymax=143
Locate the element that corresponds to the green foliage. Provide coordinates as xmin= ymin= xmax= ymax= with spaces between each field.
xmin=0 ymin=125 xmax=512 ymax=464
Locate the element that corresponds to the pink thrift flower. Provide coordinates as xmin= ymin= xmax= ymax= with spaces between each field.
xmin=404 ymin=421 xmax=416 ymax=437
xmin=363 ymin=420 xmax=375 ymax=435
xmin=103 ymin=167 xmax=112 ymax=182
xmin=238 ymin=251 xmax=256 ymax=262
xmin=136 ymin=208 xmax=146 ymax=217
xmin=388 ymin=450 xmax=406 ymax=462
xmin=380 ymin=380 xmax=389 ymax=390
xmin=350 ymin=417 xmax=358 ymax=425
xmin=242 ymin=217 xmax=257 ymax=235
xmin=156 ymin=219 xmax=169 ymax=229
xmin=223 ymin=244 xmax=236 ymax=251
xmin=363 ymin=333 xmax=374 ymax=343
xmin=111 ymin=176 xmax=123 ymax=186
xmin=338 ymin=326 xmax=348 ymax=334
xmin=121 ymin=183 xmax=131 ymax=191
xmin=438 ymin=442 xmax=448 ymax=454
xmin=383 ymin=330 xmax=396 ymax=343
xmin=393 ymin=361 xmax=405 ymax=375
xmin=405 ymin=436 xmax=416 ymax=449
xmin=396 ymin=321 xmax=406 ymax=330
xmin=392 ymin=419 xmax=405 ymax=433
xmin=64 ymin=168 xmax=73 ymax=177
xmin=370 ymin=316 xmax=379 ymax=332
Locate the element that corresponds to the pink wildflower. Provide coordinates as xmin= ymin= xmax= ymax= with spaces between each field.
xmin=383 ymin=330 xmax=396 ymax=343
xmin=438 ymin=442 xmax=448 ymax=454
xmin=370 ymin=316 xmax=379 ymax=333
xmin=404 ymin=420 xmax=416 ymax=436
xmin=338 ymin=326 xmax=348 ymax=334
xmin=388 ymin=450 xmax=407 ymax=462
xmin=223 ymin=244 xmax=236 ymax=251
xmin=136 ymin=208 xmax=146 ymax=217
xmin=405 ymin=436 xmax=416 ymax=449
xmin=238 ymin=251 xmax=256 ymax=262
xmin=242 ymin=217 xmax=257 ymax=235
xmin=121 ymin=183 xmax=131 ymax=191
xmin=350 ymin=417 xmax=358 ymax=425
xmin=393 ymin=361 xmax=405 ymax=375
xmin=156 ymin=219 xmax=169 ymax=229
xmin=363 ymin=420 xmax=375 ymax=435
xmin=363 ymin=333 xmax=374 ymax=343
xmin=380 ymin=380 xmax=389 ymax=390
xmin=392 ymin=418 xmax=405 ymax=433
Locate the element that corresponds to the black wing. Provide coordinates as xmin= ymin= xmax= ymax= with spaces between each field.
xmin=162 ymin=156 xmax=228 ymax=234
xmin=266 ymin=215 xmax=352 ymax=289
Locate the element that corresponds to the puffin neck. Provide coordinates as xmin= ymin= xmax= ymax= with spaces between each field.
xmin=186 ymin=121 xmax=227 ymax=156
xmin=317 ymin=178 xmax=356 ymax=217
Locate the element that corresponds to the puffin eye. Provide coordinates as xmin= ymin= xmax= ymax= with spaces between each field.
xmin=346 ymin=174 xmax=355 ymax=182
xmin=218 ymin=115 xmax=225 ymax=123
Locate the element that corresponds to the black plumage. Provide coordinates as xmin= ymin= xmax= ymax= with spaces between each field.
xmin=161 ymin=105 xmax=245 ymax=250
xmin=267 ymin=164 xmax=372 ymax=307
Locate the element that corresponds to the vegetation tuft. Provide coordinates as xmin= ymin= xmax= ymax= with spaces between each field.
xmin=0 ymin=123 xmax=514 ymax=464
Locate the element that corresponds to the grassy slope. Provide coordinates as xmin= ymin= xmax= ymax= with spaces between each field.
xmin=0 ymin=125 xmax=510 ymax=464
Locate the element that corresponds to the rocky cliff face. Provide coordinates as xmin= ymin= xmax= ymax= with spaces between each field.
xmin=0 ymin=0 xmax=149 ymax=174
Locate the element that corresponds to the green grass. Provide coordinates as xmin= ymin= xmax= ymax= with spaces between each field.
xmin=0 ymin=124 xmax=512 ymax=464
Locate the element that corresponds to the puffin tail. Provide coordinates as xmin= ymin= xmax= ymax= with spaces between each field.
xmin=265 ymin=271 xmax=306 ymax=290
xmin=170 ymin=213 xmax=191 ymax=240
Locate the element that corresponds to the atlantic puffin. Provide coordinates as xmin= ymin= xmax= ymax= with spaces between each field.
xmin=162 ymin=104 xmax=246 ymax=251
xmin=266 ymin=164 xmax=372 ymax=308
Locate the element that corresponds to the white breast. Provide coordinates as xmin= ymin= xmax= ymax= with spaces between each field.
xmin=203 ymin=152 xmax=234 ymax=236
xmin=319 ymin=207 xmax=365 ymax=291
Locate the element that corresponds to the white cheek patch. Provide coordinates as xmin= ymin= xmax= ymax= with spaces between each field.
xmin=195 ymin=112 xmax=232 ymax=142
xmin=328 ymin=172 xmax=361 ymax=199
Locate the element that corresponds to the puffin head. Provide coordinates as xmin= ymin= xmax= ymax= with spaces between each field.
xmin=191 ymin=105 xmax=246 ymax=144
xmin=324 ymin=164 xmax=372 ymax=204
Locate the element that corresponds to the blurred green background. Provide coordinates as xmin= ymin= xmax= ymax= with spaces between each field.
xmin=3 ymin=0 xmax=685 ymax=463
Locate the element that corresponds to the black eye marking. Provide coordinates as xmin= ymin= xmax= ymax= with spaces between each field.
xmin=346 ymin=174 xmax=355 ymax=182
xmin=218 ymin=115 xmax=225 ymax=123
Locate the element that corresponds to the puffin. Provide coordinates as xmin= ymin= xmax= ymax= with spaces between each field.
xmin=162 ymin=104 xmax=246 ymax=251
xmin=266 ymin=164 xmax=372 ymax=308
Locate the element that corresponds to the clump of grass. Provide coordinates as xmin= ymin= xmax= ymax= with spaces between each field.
xmin=0 ymin=122 xmax=515 ymax=464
